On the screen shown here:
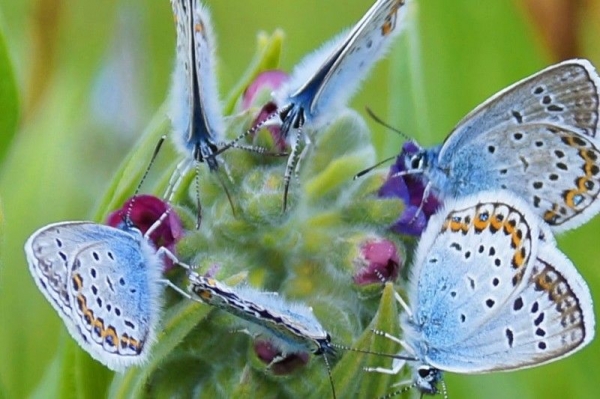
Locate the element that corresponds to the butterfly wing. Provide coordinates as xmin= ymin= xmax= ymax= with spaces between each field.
xmin=25 ymin=222 xmax=163 ymax=371
xmin=277 ymin=0 xmax=407 ymax=129
xmin=440 ymin=123 xmax=600 ymax=232
xmin=25 ymin=222 xmax=123 ymax=322
xmin=403 ymin=192 xmax=594 ymax=374
xmin=433 ymin=60 xmax=600 ymax=231
xmin=191 ymin=0 xmax=224 ymax=146
xmin=456 ymin=242 xmax=595 ymax=372
xmin=170 ymin=0 xmax=194 ymax=154
xmin=67 ymin=227 xmax=163 ymax=371
xmin=189 ymin=274 xmax=327 ymax=354
xmin=438 ymin=59 xmax=600 ymax=161
xmin=169 ymin=0 xmax=222 ymax=167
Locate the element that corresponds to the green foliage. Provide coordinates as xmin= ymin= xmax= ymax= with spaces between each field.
xmin=0 ymin=1 xmax=599 ymax=399
xmin=0 ymin=23 xmax=18 ymax=163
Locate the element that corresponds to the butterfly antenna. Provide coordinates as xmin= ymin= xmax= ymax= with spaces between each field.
xmin=365 ymin=107 xmax=415 ymax=145
xmin=124 ymin=135 xmax=167 ymax=226
xmin=214 ymin=167 xmax=237 ymax=218
xmin=353 ymin=155 xmax=397 ymax=180
xmin=379 ymin=383 xmax=415 ymax=399
xmin=321 ymin=353 xmax=337 ymax=399
xmin=330 ymin=343 xmax=417 ymax=362
xmin=282 ymin=128 xmax=303 ymax=212
xmin=194 ymin=161 xmax=203 ymax=229
xmin=213 ymin=111 xmax=280 ymax=157
xmin=374 ymin=269 xmax=393 ymax=285
xmin=441 ymin=379 xmax=448 ymax=399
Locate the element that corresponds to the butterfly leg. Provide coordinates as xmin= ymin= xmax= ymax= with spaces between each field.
xmin=229 ymin=327 xmax=253 ymax=336
xmin=295 ymin=132 xmax=312 ymax=181
xmin=282 ymin=128 xmax=304 ymax=211
xmin=222 ymin=142 xmax=288 ymax=157
xmin=364 ymin=358 xmax=406 ymax=375
xmin=155 ymin=248 xmax=197 ymax=301
xmin=393 ymin=290 xmax=413 ymax=318
xmin=255 ymin=291 xmax=280 ymax=298
xmin=159 ymin=278 xmax=196 ymax=301
xmin=411 ymin=181 xmax=433 ymax=223
xmin=164 ymin=158 xmax=193 ymax=203
xmin=144 ymin=203 xmax=181 ymax=239
xmin=212 ymin=110 xmax=281 ymax=157
xmin=156 ymin=247 xmax=200 ymax=276
xmin=370 ymin=329 xmax=416 ymax=357
xmin=229 ymin=329 xmax=292 ymax=366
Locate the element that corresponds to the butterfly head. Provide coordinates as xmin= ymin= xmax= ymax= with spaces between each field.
xmin=404 ymin=151 xmax=429 ymax=173
xmin=279 ymin=103 xmax=305 ymax=140
xmin=413 ymin=364 xmax=444 ymax=396
xmin=314 ymin=333 xmax=336 ymax=356
xmin=192 ymin=137 xmax=220 ymax=171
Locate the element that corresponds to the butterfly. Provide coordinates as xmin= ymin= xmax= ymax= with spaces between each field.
xmin=24 ymin=140 xmax=181 ymax=372
xmin=366 ymin=190 xmax=595 ymax=396
xmin=181 ymin=271 xmax=338 ymax=397
xmin=168 ymin=0 xmax=229 ymax=226
xmin=402 ymin=59 xmax=600 ymax=232
xmin=219 ymin=0 xmax=409 ymax=211
xmin=25 ymin=219 xmax=169 ymax=371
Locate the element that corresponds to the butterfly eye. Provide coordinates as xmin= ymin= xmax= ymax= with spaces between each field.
xmin=417 ymin=366 xmax=434 ymax=380
xmin=279 ymin=104 xmax=293 ymax=121
xmin=410 ymin=155 xmax=423 ymax=170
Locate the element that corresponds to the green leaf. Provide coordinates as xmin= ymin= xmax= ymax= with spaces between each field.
xmin=0 ymin=23 xmax=19 ymax=163
xmin=108 ymin=300 xmax=211 ymax=399
xmin=309 ymin=283 xmax=402 ymax=399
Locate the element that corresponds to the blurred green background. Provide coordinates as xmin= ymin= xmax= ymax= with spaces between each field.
xmin=0 ymin=0 xmax=599 ymax=398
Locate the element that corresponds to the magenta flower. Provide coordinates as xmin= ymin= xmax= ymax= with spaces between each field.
xmin=242 ymin=70 xmax=288 ymax=110
xmin=378 ymin=142 xmax=441 ymax=236
xmin=242 ymin=70 xmax=290 ymax=151
xmin=254 ymin=339 xmax=309 ymax=375
xmin=106 ymin=194 xmax=183 ymax=270
xmin=353 ymin=238 xmax=401 ymax=285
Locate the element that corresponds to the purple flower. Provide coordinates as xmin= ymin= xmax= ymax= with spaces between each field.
xmin=106 ymin=194 xmax=183 ymax=270
xmin=378 ymin=142 xmax=441 ymax=236
xmin=242 ymin=70 xmax=290 ymax=152
xmin=353 ymin=238 xmax=401 ymax=285
xmin=254 ymin=339 xmax=309 ymax=375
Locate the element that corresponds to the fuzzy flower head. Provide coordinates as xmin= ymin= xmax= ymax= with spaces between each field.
xmin=242 ymin=70 xmax=290 ymax=151
xmin=253 ymin=339 xmax=310 ymax=375
xmin=353 ymin=238 xmax=402 ymax=285
xmin=106 ymin=194 xmax=184 ymax=270
xmin=378 ymin=141 xmax=441 ymax=236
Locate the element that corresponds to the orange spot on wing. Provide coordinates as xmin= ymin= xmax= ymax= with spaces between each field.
xmin=92 ymin=318 xmax=105 ymax=336
xmin=198 ymin=290 xmax=213 ymax=301
xmin=72 ymin=273 xmax=83 ymax=291
xmin=104 ymin=327 xmax=118 ymax=348
xmin=473 ymin=213 xmax=490 ymax=232
xmin=503 ymin=220 xmax=516 ymax=236
xmin=490 ymin=215 xmax=503 ymax=231
xmin=512 ymin=247 xmax=527 ymax=269
xmin=544 ymin=206 xmax=560 ymax=223
xmin=381 ymin=0 xmax=404 ymax=36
